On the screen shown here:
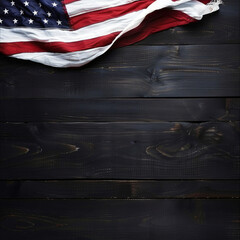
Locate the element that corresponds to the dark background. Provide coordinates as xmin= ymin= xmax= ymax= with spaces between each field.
xmin=0 ymin=0 xmax=239 ymax=239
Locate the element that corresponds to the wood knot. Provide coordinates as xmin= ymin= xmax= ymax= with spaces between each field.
xmin=146 ymin=123 xmax=223 ymax=159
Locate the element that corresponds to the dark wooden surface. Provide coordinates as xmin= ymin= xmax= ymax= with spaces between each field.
xmin=0 ymin=45 xmax=239 ymax=98
xmin=1 ymin=98 xmax=239 ymax=122
xmin=0 ymin=0 xmax=239 ymax=239
xmin=0 ymin=180 xmax=239 ymax=199
xmin=0 ymin=122 xmax=239 ymax=179
xmin=0 ymin=200 xmax=239 ymax=240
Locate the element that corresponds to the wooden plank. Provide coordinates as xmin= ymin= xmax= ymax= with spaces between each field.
xmin=0 ymin=45 xmax=239 ymax=98
xmin=0 ymin=122 xmax=239 ymax=179
xmin=0 ymin=200 xmax=239 ymax=240
xmin=136 ymin=0 xmax=240 ymax=45
xmin=0 ymin=180 xmax=239 ymax=199
xmin=0 ymin=98 xmax=239 ymax=122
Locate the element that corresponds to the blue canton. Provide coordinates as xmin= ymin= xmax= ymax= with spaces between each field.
xmin=0 ymin=0 xmax=69 ymax=28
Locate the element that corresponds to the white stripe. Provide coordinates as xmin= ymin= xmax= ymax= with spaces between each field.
xmin=173 ymin=0 xmax=221 ymax=20
xmin=11 ymin=45 xmax=111 ymax=68
xmin=66 ymin=0 xmax=140 ymax=17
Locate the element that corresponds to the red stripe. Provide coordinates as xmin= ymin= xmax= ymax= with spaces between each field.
xmin=197 ymin=0 xmax=212 ymax=4
xmin=114 ymin=9 xmax=196 ymax=47
xmin=0 ymin=9 xmax=196 ymax=56
xmin=0 ymin=32 xmax=120 ymax=55
xmin=64 ymin=0 xmax=212 ymax=6
xmin=63 ymin=0 xmax=78 ymax=4
xmin=69 ymin=0 xmax=155 ymax=30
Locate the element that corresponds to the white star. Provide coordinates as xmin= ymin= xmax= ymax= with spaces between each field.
xmin=20 ymin=9 xmax=24 ymax=15
xmin=28 ymin=19 xmax=34 ymax=24
xmin=11 ymin=1 xmax=15 ymax=6
xmin=13 ymin=19 xmax=18 ymax=24
xmin=33 ymin=10 xmax=38 ymax=16
xmin=52 ymin=2 xmax=57 ymax=7
xmin=0 ymin=19 xmax=3 ymax=24
xmin=3 ymin=9 xmax=9 ymax=14
xmin=47 ymin=12 xmax=52 ymax=17
xmin=43 ymin=19 xmax=48 ymax=24
xmin=57 ymin=20 xmax=62 ymax=25
xmin=23 ymin=1 xmax=29 ymax=7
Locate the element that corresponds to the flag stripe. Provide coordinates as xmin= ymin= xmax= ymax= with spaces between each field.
xmin=11 ymin=46 xmax=111 ymax=68
xmin=69 ymin=0 xmax=155 ymax=30
xmin=173 ymin=1 xmax=210 ymax=20
xmin=65 ymin=0 xmax=141 ymax=17
xmin=0 ymin=32 xmax=120 ymax=55
xmin=114 ymin=9 xmax=195 ymax=48
xmin=68 ymin=0 xmax=211 ymax=30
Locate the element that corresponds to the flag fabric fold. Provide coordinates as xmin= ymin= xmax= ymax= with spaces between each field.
xmin=0 ymin=0 xmax=222 ymax=68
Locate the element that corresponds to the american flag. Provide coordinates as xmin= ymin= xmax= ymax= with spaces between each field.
xmin=0 ymin=0 xmax=222 ymax=68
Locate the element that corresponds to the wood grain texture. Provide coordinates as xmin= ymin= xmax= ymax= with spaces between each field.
xmin=0 ymin=45 xmax=239 ymax=98
xmin=0 ymin=200 xmax=239 ymax=240
xmin=0 ymin=122 xmax=239 ymax=179
xmin=0 ymin=98 xmax=239 ymax=122
xmin=0 ymin=180 xmax=239 ymax=199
